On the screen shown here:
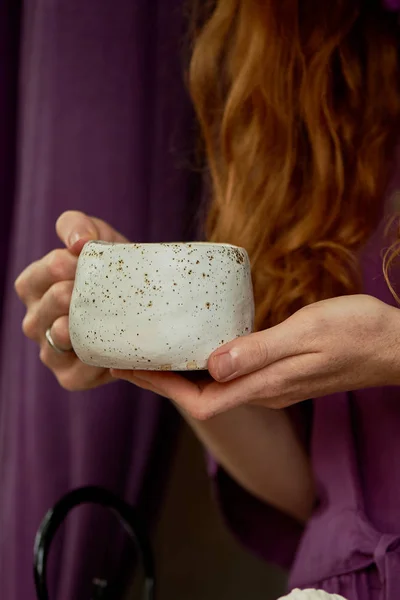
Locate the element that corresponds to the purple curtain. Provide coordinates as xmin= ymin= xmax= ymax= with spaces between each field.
xmin=0 ymin=1 xmax=200 ymax=598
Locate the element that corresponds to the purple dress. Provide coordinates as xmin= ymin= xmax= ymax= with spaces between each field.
xmin=210 ymin=163 xmax=400 ymax=600
xmin=0 ymin=1 xmax=199 ymax=599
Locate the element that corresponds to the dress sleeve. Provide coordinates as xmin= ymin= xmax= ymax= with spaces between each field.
xmin=206 ymin=401 xmax=313 ymax=571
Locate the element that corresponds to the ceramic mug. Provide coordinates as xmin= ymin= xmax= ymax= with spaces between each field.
xmin=69 ymin=241 xmax=254 ymax=371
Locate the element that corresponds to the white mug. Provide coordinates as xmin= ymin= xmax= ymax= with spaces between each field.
xmin=69 ymin=241 xmax=254 ymax=371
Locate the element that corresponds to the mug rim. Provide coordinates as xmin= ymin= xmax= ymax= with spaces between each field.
xmin=84 ymin=240 xmax=248 ymax=253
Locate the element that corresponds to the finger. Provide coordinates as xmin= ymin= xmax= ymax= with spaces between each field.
xmin=38 ymin=316 xmax=74 ymax=371
xmin=208 ymin=315 xmax=314 ymax=383
xmin=89 ymin=216 xmax=128 ymax=243
xmin=40 ymin=327 xmax=77 ymax=371
xmin=112 ymin=373 xmax=210 ymax=417
xmin=114 ymin=352 xmax=329 ymax=417
xmin=56 ymin=210 xmax=128 ymax=254
xmin=112 ymin=370 xmax=244 ymax=420
xmin=111 ymin=370 xmax=192 ymax=400
xmin=15 ymin=249 xmax=77 ymax=304
xmin=40 ymin=331 xmax=113 ymax=391
xmin=112 ymin=370 xmax=203 ymax=409
xmin=55 ymin=361 xmax=114 ymax=392
xmin=111 ymin=372 xmax=161 ymax=395
xmin=23 ymin=282 xmax=74 ymax=341
xmin=232 ymin=351 xmax=335 ymax=409
xmin=50 ymin=315 xmax=73 ymax=351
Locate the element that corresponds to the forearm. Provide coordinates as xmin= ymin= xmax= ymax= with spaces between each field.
xmin=180 ymin=404 xmax=315 ymax=523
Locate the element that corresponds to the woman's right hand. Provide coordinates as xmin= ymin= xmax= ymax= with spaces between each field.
xmin=15 ymin=211 xmax=128 ymax=391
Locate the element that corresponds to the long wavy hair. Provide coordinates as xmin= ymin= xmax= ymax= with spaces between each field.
xmin=189 ymin=0 xmax=400 ymax=330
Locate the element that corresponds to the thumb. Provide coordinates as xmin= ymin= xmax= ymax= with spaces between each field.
xmin=56 ymin=211 xmax=128 ymax=254
xmin=208 ymin=316 xmax=308 ymax=383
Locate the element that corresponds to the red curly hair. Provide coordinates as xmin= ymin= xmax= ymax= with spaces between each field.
xmin=189 ymin=0 xmax=400 ymax=329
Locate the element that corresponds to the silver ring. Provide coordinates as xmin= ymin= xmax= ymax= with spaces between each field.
xmin=45 ymin=328 xmax=68 ymax=354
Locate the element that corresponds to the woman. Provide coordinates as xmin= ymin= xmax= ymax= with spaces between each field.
xmin=16 ymin=0 xmax=400 ymax=599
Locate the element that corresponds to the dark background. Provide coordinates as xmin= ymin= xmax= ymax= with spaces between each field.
xmin=127 ymin=424 xmax=287 ymax=600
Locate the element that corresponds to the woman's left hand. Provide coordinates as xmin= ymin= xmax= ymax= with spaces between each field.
xmin=112 ymin=295 xmax=400 ymax=419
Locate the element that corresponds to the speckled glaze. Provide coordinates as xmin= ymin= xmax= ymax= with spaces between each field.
xmin=278 ymin=590 xmax=347 ymax=600
xmin=69 ymin=241 xmax=254 ymax=370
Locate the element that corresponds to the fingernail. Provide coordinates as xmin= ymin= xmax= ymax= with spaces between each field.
xmin=212 ymin=350 xmax=238 ymax=382
xmin=68 ymin=228 xmax=97 ymax=248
